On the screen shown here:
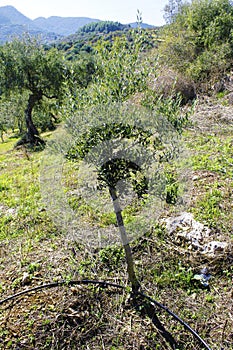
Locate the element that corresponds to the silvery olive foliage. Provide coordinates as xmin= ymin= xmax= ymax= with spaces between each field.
xmin=40 ymin=102 xmax=189 ymax=248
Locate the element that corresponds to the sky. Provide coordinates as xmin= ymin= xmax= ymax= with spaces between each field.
xmin=0 ymin=0 xmax=168 ymax=26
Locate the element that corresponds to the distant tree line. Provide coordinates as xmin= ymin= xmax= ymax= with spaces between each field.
xmin=77 ymin=21 xmax=130 ymax=34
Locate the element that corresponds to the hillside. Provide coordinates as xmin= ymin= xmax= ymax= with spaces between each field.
xmin=0 ymin=5 xmax=61 ymax=43
xmin=0 ymin=5 xmax=32 ymax=25
xmin=0 ymin=24 xmax=61 ymax=44
xmin=0 ymin=5 xmax=156 ymax=44
xmin=33 ymin=16 xmax=100 ymax=36
xmin=0 ymin=5 xmax=100 ymax=43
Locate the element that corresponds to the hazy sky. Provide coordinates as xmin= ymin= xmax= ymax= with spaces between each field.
xmin=0 ymin=0 xmax=168 ymax=25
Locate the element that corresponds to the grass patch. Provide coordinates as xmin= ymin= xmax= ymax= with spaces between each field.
xmin=0 ymin=105 xmax=232 ymax=349
xmin=184 ymin=132 xmax=233 ymax=232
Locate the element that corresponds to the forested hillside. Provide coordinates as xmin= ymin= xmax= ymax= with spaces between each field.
xmin=0 ymin=1 xmax=232 ymax=349
xmin=0 ymin=5 xmax=155 ymax=43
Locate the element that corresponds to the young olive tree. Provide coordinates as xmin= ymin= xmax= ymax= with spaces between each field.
xmin=73 ymin=27 xmax=153 ymax=110
xmin=67 ymin=121 xmax=149 ymax=291
xmin=0 ymin=38 xmax=67 ymax=146
xmin=62 ymin=103 xmax=182 ymax=292
xmin=41 ymin=27 xmax=188 ymax=292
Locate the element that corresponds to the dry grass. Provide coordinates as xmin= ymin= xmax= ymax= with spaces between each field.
xmin=149 ymin=67 xmax=196 ymax=104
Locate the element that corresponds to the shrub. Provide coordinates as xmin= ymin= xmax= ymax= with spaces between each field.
xmin=159 ymin=0 xmax=233 ymax=90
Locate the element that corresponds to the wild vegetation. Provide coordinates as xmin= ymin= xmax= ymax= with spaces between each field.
xmin=160 ymin=0 xmax=233 ymax=89
xmin=0 ymin=1 xmax=232 ymax=349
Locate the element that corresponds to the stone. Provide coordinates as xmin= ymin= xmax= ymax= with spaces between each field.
xmin=21 ymin=272 xmax=31 ymax=285
xmin=202 ymin=241 xmax=228 ymax=256
xmin=163 ymin=212 xmax=211 ymax=249
xmin=163 ymin=212 xmax=229 ymax=257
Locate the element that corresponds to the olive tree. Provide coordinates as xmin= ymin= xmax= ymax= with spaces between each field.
xmin=73 ymin=28 xmax=152 ymax=110
xmin=0 ymin=37 xmax=67 ymax=146
xmin=61 ymin=101 xmax=184 ymax=292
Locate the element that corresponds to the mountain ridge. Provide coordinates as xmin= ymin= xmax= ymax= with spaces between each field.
xmin=0 ymin=5 xmax=32 ymax=25
xmin=0 ymin=5 xmax=156 ymax=44
xmin=0 ymin=5 xmax=61 ymax=43
xmin=33 ymin=15 xmax=100 ymax=36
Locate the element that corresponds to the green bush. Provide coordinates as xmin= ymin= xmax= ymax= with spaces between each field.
xmin=159 ymin=0 xmax=233 ymax=88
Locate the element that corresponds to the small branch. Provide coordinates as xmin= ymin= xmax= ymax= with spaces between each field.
xmin=43 ymin=93 xmax=58 ymax=99
xmin=221 ymin=319 xmax=228 ymax=345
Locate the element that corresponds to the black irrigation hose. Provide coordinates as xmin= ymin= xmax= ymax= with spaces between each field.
xmin=0 ymin=279 xmax=212 ymax=350
xmin=0 ymin=279 xmax=124 ymax=306
xmin=137 ymin=290 xmax=212 ymax=350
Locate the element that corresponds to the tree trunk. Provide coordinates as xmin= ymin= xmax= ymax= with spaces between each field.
xmin=25 ymin=92 xmax=44 ymax=145
xmin=0 ymin=130 xmax=4 ymax=143
xmin=109 ymin=186 xmax=140 ymax=292
xmin=16 ymin=91 xmax=44 ymax=147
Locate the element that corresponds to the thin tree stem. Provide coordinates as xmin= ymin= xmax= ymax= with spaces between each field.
xmin=109 ymin=186 xmax=140 ymax=292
